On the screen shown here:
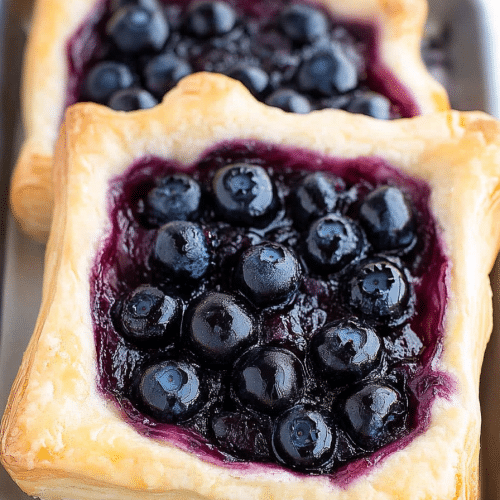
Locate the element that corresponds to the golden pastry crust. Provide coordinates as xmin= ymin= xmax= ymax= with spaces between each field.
xmin=10 ymin=0 xmax=450 ymax=243
xmin=1 ymin=73 xmax=495 ymax=500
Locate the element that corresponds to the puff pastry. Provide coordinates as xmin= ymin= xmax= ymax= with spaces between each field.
xmin=1 ymin=73 xmax=498 ymax=499
xmin=10 ymin=0 xmax=450 ymax=243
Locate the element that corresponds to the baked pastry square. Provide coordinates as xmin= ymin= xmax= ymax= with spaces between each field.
xmin=1 ymin=73 xmax=495 ymax=500
xmin=10 ymin=0 xmax=450 ymax=243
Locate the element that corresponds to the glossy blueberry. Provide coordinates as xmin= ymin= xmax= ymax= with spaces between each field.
xmin=117 ymin=285 xmax=182 ymax=346
xmin=347 ymin=259 xmax=410 ymax=321
xmin=233 ymin=346 xmax=304 ymax=415
xmin=184 ymin=292 xmax=256 ymax=366
xmin=211 ymin=411 xmax=271 ymax=460
xmin=144 ymin=54 xmax=192 ymax=99
xmin=152 ymin=221 xmax=210 ymax=280
xmin=212 ymin=163 xmax=276 ymax=226
xmin=144 ymin=174 xmax=201 ymax=226
xmin=343 ymin=382 xmax=407 ymax=449
xmin=235 ymin=242 xmax=302 ymax=307
xmin=265 ymin=89 xmax=311 ymax=114
xmin=297 ymin=46 xmax=358 ymax=96
xmin=279 ymin=4 xmax=329 ymax=44
xmin=139 ymin=360 xmax=205 ymax=422
xmin=108 ymin=88 xmax=158 ymax=111
xmin=346 ymin=92 xmax=392 ymax=120
xmin=106 ymin=5 xmax=169 ymax=54
xmin=359 ymin=186 xmax=416 ymax=251
xmin=272 ymin=405 xmax=335 ymax=470
xmin=294 ymin=172 xmax=345 ymax=227
xmin=185 ymin=1 xmax=237 ymax=38
xmin=83 ymin=61 xmax=135 ymax=104
xmin=305 ymin=214 xmax=365 ymax=274
xmin=227 ymin=65 xmax=269 ymax=97
xmin=309 ymin=318 xmax=381 ymax=385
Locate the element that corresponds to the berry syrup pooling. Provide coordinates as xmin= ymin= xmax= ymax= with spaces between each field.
xmin=91 ymin=141 xmax=451 ymax=482
xmin=67 ymin=0 xmax=419 ymax=118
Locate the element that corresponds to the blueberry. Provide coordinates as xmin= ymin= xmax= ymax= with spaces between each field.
xmin=111 ymin=0 xmax=160 ymax=12
xmin=297 ymin=46 xmax=358 ymax=95
xmin=346 ymin=92 xmax=392 ymax=120
xmin=294 ymin=172 xmax=345 ymax=227
xmin=272 ymin=405 xmax=334 ymax=470
xmin=305 ymin=214 xmax=365 ymax=274
xmin=309 ymin=318 xmax=381 ymax=385
xmin=343 ymin=382 xmax=407 ymax=449
xmin=323 ymin=94 xmax=352 ymax=111
xmin=144 ymin=174 xmax=201 ymax=226
xmin=227 ymin=65 xmax=269 ymax=97
xmin=359 ymin=186 xmax=416 ymax=251
xmin=212 ymin=163 xmax=276 ymax=226
xmin=139 ymin=360 xmax=205 ymax=422
xmin=184 ymin=292 xmax=256 ymax=366
xmin=234 ymin=242 xmax=302 ymax=307
xmin=211 ymin=411 xmax=271 ymax=460
xmin=83 ymin=61 xmax=135 ymax=104
xmin=108 ymin=88 xmax=158 ymax=111
xmin=265 ymin=89 xmax=311 ymax=114
xmin=144 ymin=53 xmax=192 ymax=99
xmin=106 ymin=5 xmax=169 ymax=54
xmin=347 ymin=259 xmax=410 ymax=321
xmin=117 ymin=285 xmax=182 ymax=346
xmin=185 ymin=1 xmax=237 ymax=38
xmin=233 ymin=346 xmax=304 ymax=415
xmin=279 ymin=4 xmax=329 ymax=44
xmin=152 ymin=221 xmax=210 ymax=280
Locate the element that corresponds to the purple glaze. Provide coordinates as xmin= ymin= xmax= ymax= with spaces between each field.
xmin=65 ymin=0 xmax=419 ymax=117
xmin=90 ymin=140 xmax=452 ymax=485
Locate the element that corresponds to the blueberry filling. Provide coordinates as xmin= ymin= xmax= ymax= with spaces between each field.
xmin=272 ymin=405 xmax=335 ymax=470
xmin=106 ymin=3 xmax=170 ymax=54
xmin=234 ymin=242 xmax=302 ymax=307
xmin=342 ymin=382 xmax=407 ymax=450
xmin=91 ymin=141 xmax=450 ymax=480
xmin=144 ymin=53 xmax=192 ymax=98
xmin=279 ymin=4 xmax=329 ymax=45
xmin=212 ymin=163 xmax=277 ymax=226
xmin=309 ymin=318 xmax=381 ymax=386
xmin=116 ymin=285 xmax=182 ymax=346
xmin=138 ymin=360 xmax=206 ymax=422
xmin=304 ymin=214 xmax=365 ymax=274
xmin=140 ymin=173 xmax=202 ymax=226
xmin=293 ymin=171 xmax=346 ymax=228
xmin=67 ymin=0 xmax=421 ymax=117
xmin=210 ymin=410 xmax=272 ymax=461
xmin=233 ymin=346 xmax=305 ymax=415
xmin=108 ymin=87 xmax=158 ymax=110
xmin=83 ymin=60 xmax=136 ymax=103
xmin=184 ymin=291 xmax=256 ymax=367
xmin=151 ymin=220 xmax=211 ymax=281
xmin=347 ymin=258 xmax=411 ymax=323
xmin=359 ymin=185 xmax=417 ymax=252
xmin=185 ymin=0 xmax=237 ymax=38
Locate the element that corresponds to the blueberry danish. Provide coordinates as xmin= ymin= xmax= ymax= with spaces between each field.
xmin=2 ymin=74 xmax=494 ymax=500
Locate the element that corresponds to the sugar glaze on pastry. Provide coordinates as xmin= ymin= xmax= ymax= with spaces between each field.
xmin=10 ymin=0 xmax=449 ymax=243
xmin=2 ymin=74 xmax=499 ymax=499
